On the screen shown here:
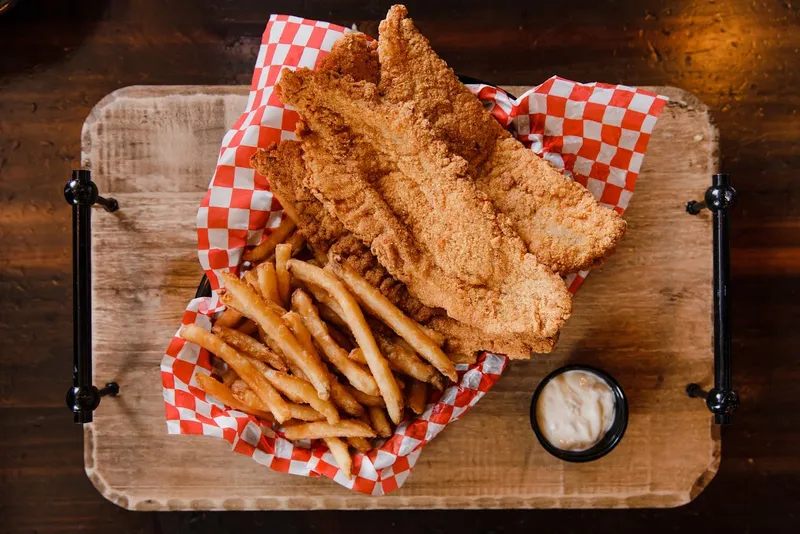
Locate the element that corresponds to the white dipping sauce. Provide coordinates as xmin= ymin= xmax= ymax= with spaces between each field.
xmin=536 ymin=370 xmax=616 ymax=451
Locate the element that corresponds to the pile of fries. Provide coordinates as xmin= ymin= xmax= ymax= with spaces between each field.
xmin=181 ymin=219 xmax=470 ymax=478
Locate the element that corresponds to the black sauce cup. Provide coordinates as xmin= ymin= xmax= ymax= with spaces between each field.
xmin=529 ymin=364 xmax=628 ymax=463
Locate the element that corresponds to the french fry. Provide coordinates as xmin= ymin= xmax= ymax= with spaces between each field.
xmin=221 ymin=367 xmax=239 ymax=387
xmin=283 ymin=404 xmax=326 ymax=422
xmin=216 ymin=308 xmax=243 ymax=328
xmin=281 ymin=311 xmax=326 ymax=366
xmin=286 ymin=233 xmax=326 ymax=264
xmin=429 ymin=372 xmax=446 ymax=392
xmin=324 ymin=437 xmax=353 ymax=479
xmin=357 ymin=303 xmax=445 ymax=348
xmin=180 ymin=324 xmax=291 ymax=422
xmin=195 ymin=373 xmax=274 ymax=421
xmin=267 ymin=316 xmax=366 ymax=436
xmin=229 ymin=380 xmax=323 ymax=422
xmin=269 ymin=190 xmax=299 ymax=222
xmin=252 ymin=315 xmax=355 ymax=425
xmin=288 ymin=403 xmax=326 ymax=422
xmin=244 ymin=217 xmax=296 ymax=262
xmin=281 ymin=311 xmax=363 ymax=415
xmin=228 ymin=294 xmax=288 ymax=340
xmin=275 ymin=244 xmax=292 ymax=307
xmin=419 ymin=325 xmax=446 ymax=347
xmin=328 ymin=325 xmax=354 ymax=351
xmin=394 ymin=338 xmax=449 ymax=388
xmin=212 ymin=324 xmax=287 ymax=372
xmin=284 ymin=231 xmax=306 ymax=257
xmin=258 ymin=329 xmax=347 ymax=418
xmin=328 ymin=259 xmax=457 ymax=382
xmin=260 ymin=329 xmax=306 ymax=378
xmin=394 ymin=375 xmax=406 ymax=390
xmin=376 ymin=335 xmax=438 ymax=384
xmin=347 ymin=437 xmax=372 ymax=453
xmin=250 ymin=361 xmax=340 ymax=425
xmin=281 ymin=312 xmax=364 ymax=417
xmin=259 ymin=230 xmax=306 ymax=265
xmin=264 ymin=298 xmax=288 ymax=317
xmin=407 ymin=379 xmax=427 ymax=415
xmin=329 ymin=380 xmax=365 ymax=417
xmin=229 ymin=378 xmax=249 ymax=395
xmin=287 ymin=260 xmax=404 ymax=424
xmin=260 ymin=329 xmax=285 ymax=357
xmin=316 ymin=303 xmax=351 ymax=331
xmin=348 ymin=348 xmax=367 ymax=365
xmin=309 ymin=268 xmax=446 ymax=347
xmin=243 ymin=269 xmax=260 ymax=293
xmin=256 ymin=262 xmax=282 ymax=306
xmin=395 ymin=338 xmax=424 ymax=359
xmin=237 ymin=319 xmax=259 ymax=336
xmin=230 ymin=379 xmax=272 ymax=412
xmin=448 ymin=352 xmax=478 ymax=365
xmin=354 ymin=342 xmax=443 ymax=390
xmin=343 ymin=384 xmax=385 ymax=408
xmin=304 ymin=284 xmax=349 ymax=327
xmin=219 ymin=271 xmax=331 ymax=400
xmin=292 ymin=289 xmax=380 ymax=396
xmin=282 ymin=420 xmax=376 ymax=440
xmin=368 ymin=406 xmax=392 ymax=438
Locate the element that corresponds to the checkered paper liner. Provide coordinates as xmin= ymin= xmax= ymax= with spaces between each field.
xmin=163 ymin=298 xmax=507 ymax=495
xmin=162 ymin=14 xmax=668 ymax=495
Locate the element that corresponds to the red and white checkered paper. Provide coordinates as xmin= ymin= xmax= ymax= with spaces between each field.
xmin=162 ymin=14 xmax=668 ymax=495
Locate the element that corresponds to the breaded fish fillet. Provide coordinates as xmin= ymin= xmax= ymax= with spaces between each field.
xmin=316 ymin=31 xmax=380 ymax=85
xmin=277 ymin=68 xmax=571 ymax=339
xmin=377 ymin=5 xmax=626 ymax=274
xmin=251 ymin=142 xmax=556 ymax=357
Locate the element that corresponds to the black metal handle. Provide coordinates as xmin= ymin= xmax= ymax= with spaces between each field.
xmin=64 ymin=170 xmax=120 ymax=424
xmin=686 ymin=173 xmax=739 ymax=424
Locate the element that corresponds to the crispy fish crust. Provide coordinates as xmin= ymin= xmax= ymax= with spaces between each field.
xmin=318 ymin=32 xmax=380 ymax=85
xmin=251 ymin=142 xmax=556 ymax=358
xmin=276 ymin=68 xmax=571 ymax=339
xmin=377 ymin=5 xmax=626 ymax=274
xmin=250 ymin=28 xmax=560 ymax=357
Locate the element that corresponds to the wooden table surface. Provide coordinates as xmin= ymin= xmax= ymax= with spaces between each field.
xmin=0 ymin=0 xmax=797 ymax=532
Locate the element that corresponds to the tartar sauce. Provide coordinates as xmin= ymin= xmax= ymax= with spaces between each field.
xmin=536 ymin=370 xmax=616 ymax=451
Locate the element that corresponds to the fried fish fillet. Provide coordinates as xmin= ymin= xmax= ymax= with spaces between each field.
xmin=276 ymin=68 xmax=571 ymax=339
xmin=251 ymin=142 xmax=556 ymax=358
xmin=250 ymin=30 xmax=559 ymax=355
xmin=376 ymin=5 xmax=626 ymax=274
xmin=316 ymin=31 xmax=380 ymax=85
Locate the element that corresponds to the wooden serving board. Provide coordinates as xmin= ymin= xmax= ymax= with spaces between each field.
xmin=82 ymin=85 xmax=719 ymax=510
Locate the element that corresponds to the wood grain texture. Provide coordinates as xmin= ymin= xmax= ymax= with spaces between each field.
xmin=82 ymin=84 xmax=718 ymax=510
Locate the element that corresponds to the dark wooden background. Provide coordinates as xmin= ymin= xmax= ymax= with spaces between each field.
xmin=1 ymin=0 xmax=797 ymax=532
